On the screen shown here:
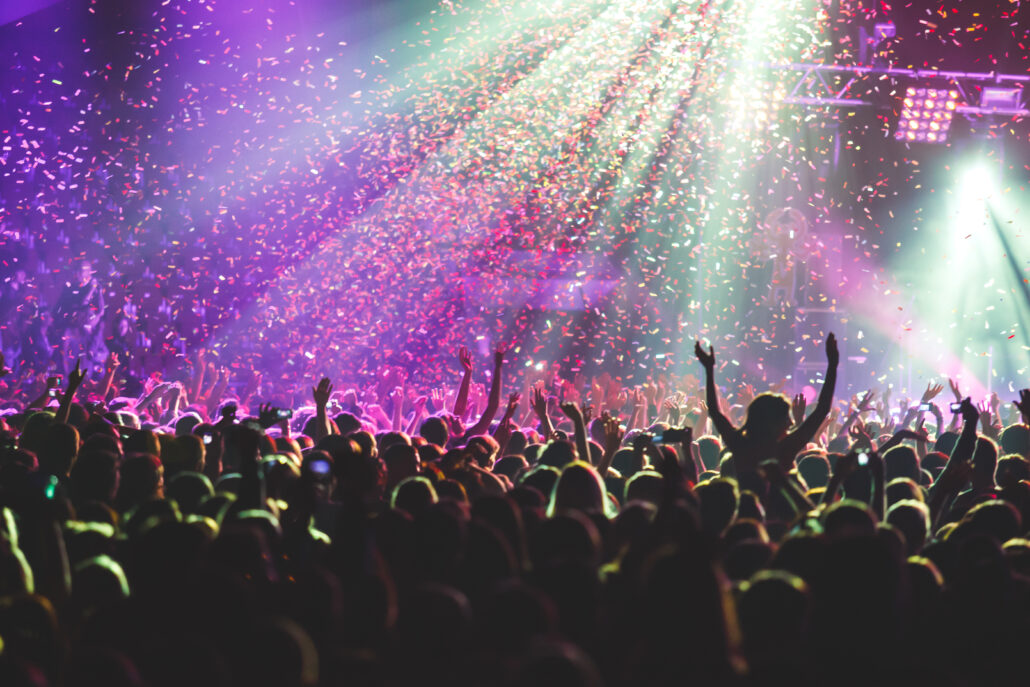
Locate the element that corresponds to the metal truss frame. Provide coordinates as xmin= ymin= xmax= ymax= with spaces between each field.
xmin=767 ymin=63 xmax=1029 ymax=117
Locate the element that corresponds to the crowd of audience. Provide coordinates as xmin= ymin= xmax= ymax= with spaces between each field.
xmin=5 ymin=5 xmax=1030 ymax=686
xmin=1 ymin=332 xmax=1029 ymax=687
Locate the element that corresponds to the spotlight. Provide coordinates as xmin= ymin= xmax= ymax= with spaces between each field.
xmin=980 ymin=86 xmax=1022 ymax=112
xmin=895 ymin=86 xmax=958 ymax=144
xmin=959 ymin=163 xmax=998 ymax=203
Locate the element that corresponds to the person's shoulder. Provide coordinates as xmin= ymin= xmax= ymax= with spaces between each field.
xmin=722 ymin=426 xmax=745 ymax=446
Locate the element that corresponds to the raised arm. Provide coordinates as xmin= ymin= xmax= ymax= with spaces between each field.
xmin=491 ymin=392 xmax=521 ymax=456
xmin=96 ymin=352 xmax=120 ymax=403
xmin=822 ymin=451 xmax=857 ymax=506
xmin=788 ymin=333 xmax=839 ymax=447
xmin=1016 ymin=389 xmax=1030 ymax=426
xmin=947 ymin=378 xmax=964 ymax=430
xmin=205 ymin=367 xmax=231 ymax=417
xmin=56 ymin=359 xmax=86 ymax=424
xmin=560 ymin=401 xmax=591 ymax=465
xmin=453 ymin=346 xmax=473 ymax=418
xmin=694 ymin=341 xmax=735 ymax=439
xmin=928 ymin=398 xmax=979 ymax=524
xmin=406 ymin=394 xmax=429 ymax=436
xmin=597 ymin=412 xmax=624 ymax=477
xmin=189 ymin=348 xmax=207 ymax=401
xmin=949 ymin=397 xmax=979 ymax=465
xmin=530 ymin=386 xmax=554 ymax=439
xmin=312 ymin=377 xmax=333 ymax=441
xmin=834 ymin=389 xmax=875 ymax=442
xmin=464 ymin=344 xmax=507 ymax=437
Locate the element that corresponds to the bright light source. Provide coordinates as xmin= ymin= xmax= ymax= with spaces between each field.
xmin=959 ymin=164 xmax=997 ymax=202
xmin=895 ymin=86 xmax=959 ymax=144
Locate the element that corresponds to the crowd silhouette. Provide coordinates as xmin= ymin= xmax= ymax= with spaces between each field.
xmin=0 ymin=334 xmax=1028 ymax=687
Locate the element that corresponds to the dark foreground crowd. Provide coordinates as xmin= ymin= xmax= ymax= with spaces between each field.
xmin=1 ymin=335 xmax=1029 ymax=687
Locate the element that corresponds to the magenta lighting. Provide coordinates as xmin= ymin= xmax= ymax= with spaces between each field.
xmin=895 ymin=86 xmax=959 ymax=144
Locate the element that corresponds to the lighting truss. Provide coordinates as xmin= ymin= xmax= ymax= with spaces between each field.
xmin=766 ymin=63 xmax=1029 ymax=117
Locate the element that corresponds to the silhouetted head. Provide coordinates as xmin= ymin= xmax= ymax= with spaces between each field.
xmin=996 ymin=454 xmax=1030 ymax=489
xmin=116 ymin=453 xmax=164 ymax=513
xmin=999 ymin=423 xmax=1030 ymax=459
xmin=696 ymin=435 xmax=724 ymax=470
xmin=391 ymin=476 xmax=438 ymax=517
xmin=886 ymin=499 xmax=931 ymax=555
xmin=548 ymin=461 xmax=610 ymax=518
xmin=383 ymin=443 xmax=419 ymax=492
xmin=738 ymin=570 xmax=810 ymax=664
xmin=420 ymin=416 xmax=449 ymax=448
xmin=742 ymin=393 xmax=792 ymax=443
xmin=884 ymin=445 xmax=920 ymax=483
xmin=796 ymin=452 xmax=830 ymax=489
xmin=695 ymin=477 xmax=740 ymax=536
xmin=886 ymin=477 xmax=923 ymax=506
xmin=972 ymin=437 xmax=999 ymax=490
xmin=39 ymin=422 xmax=79 ymax=477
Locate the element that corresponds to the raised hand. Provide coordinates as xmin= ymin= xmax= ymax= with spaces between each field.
xmin=891 ymin=424 xmax=929 ymax=445
xmin=494 ymin=342 xmax=510 ymax=367
xmin=312 ymin=377 xmax=333 ymax=407
xmin=791 ymin=393 xmax=807 ymax=426
xmin=948 ymin=378 xmax=963 ymax=402
xmin=694 ymin=340 xmax=715 ymax=369
xmin=1014 ymin=389 xmax=1030 ymax=424
xmin=856 ymin=389 xmax=876 ymax=414
xmin=911 ymin=418 xmax=930 ymax=443
xmin=921 ymin=382 xmax=944 ymax=404
xmin=504 ymin=391 xmax=521 ymax=416
xmin=559 ymin=400 xmax=585 ymax=425
xmin=257 ymin=402 xmax=279 ymax=429
xmin=977 ymin=399 xmax=998 ymax=437
xmin=562 ymin=379 xmax=582 ymax=404
xmin=927 ymin=402 xmax=943 ymax=422
xmin=990 ymin=392 xmax=1001 ymax=415
xmin=67 ymin=359 xmax=86 ymax=394
xmin=458 ymin=345 xmax=473 ymax=372
xmin=601 ymin=413 xmax=624 ymax=457
xmin=643 ymin=383 xmax=659 ymax=406
xmin=530 ymin=386 xmax=548 ymax=419
xmin=849 ymin=421 xmax=873 ymax=451
xmin=959 ymin=397 xmax=979 ymax=425
xmin=825 ymin=332 xmax=839 ymax=366
xmin=977 ymin=399 xmax=992 ymax=424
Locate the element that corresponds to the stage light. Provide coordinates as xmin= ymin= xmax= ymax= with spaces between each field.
xmin=895 ymin=86 xmax=958 ymax=144
xmin=959 ymin=163 xmax=997 ymax=204
xmin=980 ymin=86 xmax=1021 ymax=112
